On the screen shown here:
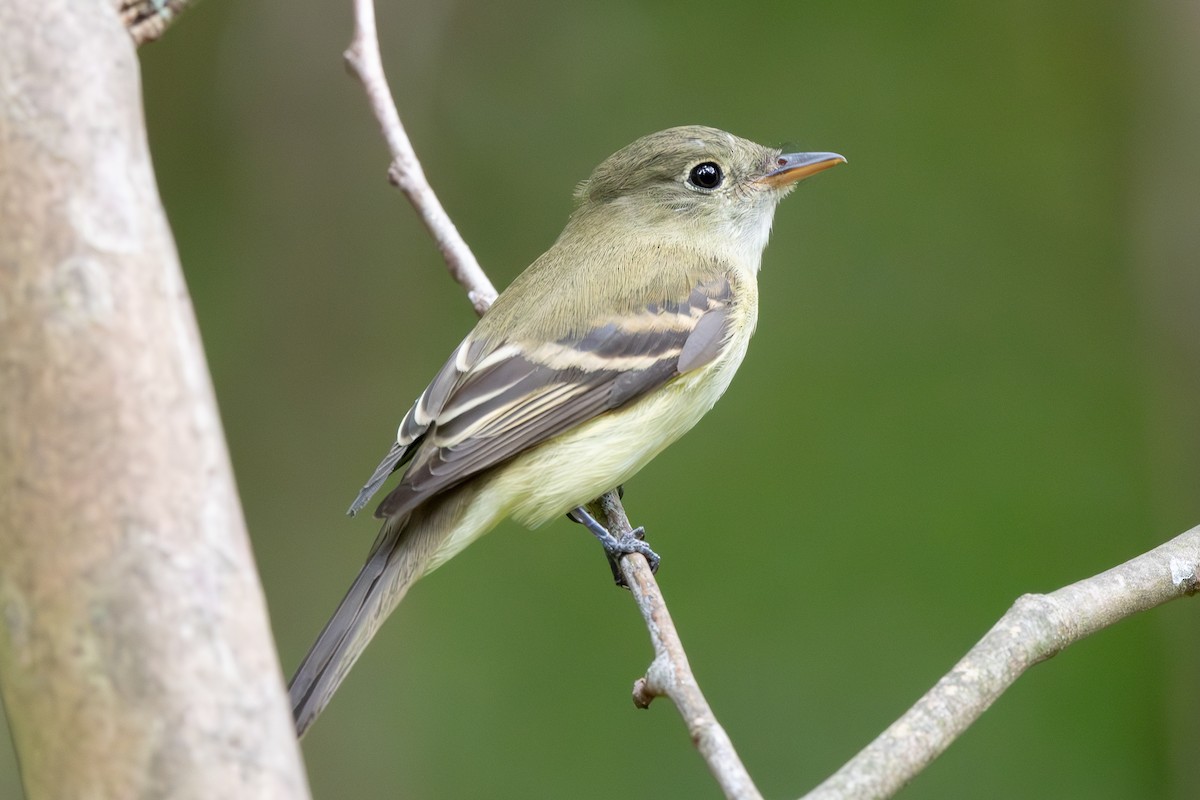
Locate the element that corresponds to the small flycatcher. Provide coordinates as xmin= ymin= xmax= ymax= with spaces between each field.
xmin=290 ymin=126 xmax=844 ymax=735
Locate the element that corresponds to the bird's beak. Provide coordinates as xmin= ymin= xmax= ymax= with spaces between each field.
xmin=759 ymin=151 xmax=846 ymax=188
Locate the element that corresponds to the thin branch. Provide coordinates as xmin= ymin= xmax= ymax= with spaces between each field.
xmin=344 ymin=0 xmax=496 ymax=315
xmin=588 ymin=494 xmax=764 ymax=800
xmin=342 ymin=2 xmax=758 ymax=797
xmin=803 ymin=525 xmax=1200 ymax=800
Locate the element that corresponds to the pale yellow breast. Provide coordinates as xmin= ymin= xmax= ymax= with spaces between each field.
xmin=495 ymin=291 xmax=755 ymax=528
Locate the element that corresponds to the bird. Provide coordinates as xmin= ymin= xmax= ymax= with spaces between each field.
xmin=289 ymin=125 xmax=844 ymax=736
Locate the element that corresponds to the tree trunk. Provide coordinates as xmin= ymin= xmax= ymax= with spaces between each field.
xmin=0 ymin=0 xmax=310 ymax=797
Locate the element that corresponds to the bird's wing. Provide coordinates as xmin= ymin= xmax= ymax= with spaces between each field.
xmin=347 ymin=336 xmax=487 ymax=516
xmin=355 ymin=274 xmax=735 ymax=520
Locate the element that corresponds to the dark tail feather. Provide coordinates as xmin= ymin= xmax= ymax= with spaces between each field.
xmin=289 ymin=516 xmax=422 ymax=737
xmin=290 ymin=483 xmax=486 ymax=737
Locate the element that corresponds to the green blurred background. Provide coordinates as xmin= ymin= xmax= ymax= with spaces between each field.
xmin=4 ymin=0 xmax=1198 ymax=797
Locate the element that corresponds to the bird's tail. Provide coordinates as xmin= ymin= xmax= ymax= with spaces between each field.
xmin=289 ymin=486 xmax=483 ymax=737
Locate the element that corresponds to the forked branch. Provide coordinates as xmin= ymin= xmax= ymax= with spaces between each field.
xmin=338 ymin=3 xmax=1200 ymax=798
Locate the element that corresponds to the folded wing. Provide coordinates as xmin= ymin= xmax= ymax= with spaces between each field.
xmin=354 ymin=275 xmax=735 ymax=520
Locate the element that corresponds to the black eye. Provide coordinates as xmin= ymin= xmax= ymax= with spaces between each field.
xmin=687 ymin=162 xmax=723 ymax=190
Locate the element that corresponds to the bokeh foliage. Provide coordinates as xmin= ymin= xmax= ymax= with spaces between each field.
xmin=3 ymin=1 xmax=1197 ymax=797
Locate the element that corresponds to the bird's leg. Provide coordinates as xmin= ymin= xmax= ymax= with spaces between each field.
xmin=567 ymin=505 xmax=660 ymax=587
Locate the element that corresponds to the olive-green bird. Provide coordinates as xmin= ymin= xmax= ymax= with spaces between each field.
xmin=289 ymin=125 xmax=844 ymax=736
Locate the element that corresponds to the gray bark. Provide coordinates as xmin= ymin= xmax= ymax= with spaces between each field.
xmin=0 ymin=0 xmax=310 ymax=797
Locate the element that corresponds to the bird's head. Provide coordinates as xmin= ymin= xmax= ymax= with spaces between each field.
xmin=574 ymin=125 xmax=844 ymax=259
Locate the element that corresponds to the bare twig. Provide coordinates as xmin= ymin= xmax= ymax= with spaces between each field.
xmin=344 ymin=0 xmax=497 ymax=315
xmin=342 ymin=2 xmax=759 ymax=797
xmin=804 ymin=525 xmax=1200 ymax=800
xmin=588 ymin=494 xmax=764 ymax=800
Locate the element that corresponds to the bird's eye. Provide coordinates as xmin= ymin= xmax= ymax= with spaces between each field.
xmin=687 ymin=162 xmax=723 ymax=190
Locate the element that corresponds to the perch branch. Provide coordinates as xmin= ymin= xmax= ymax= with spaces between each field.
xmin=342 ymin=2 xmax=760 ymax=797
xmin=588 ymin=494 xmax=764 ymax=800
xmin=803 ymin=525 xmax=1200 ymax=799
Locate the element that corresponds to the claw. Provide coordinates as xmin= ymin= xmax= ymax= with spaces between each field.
xmin=570 ymin=507 xmax=660 ymax=588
